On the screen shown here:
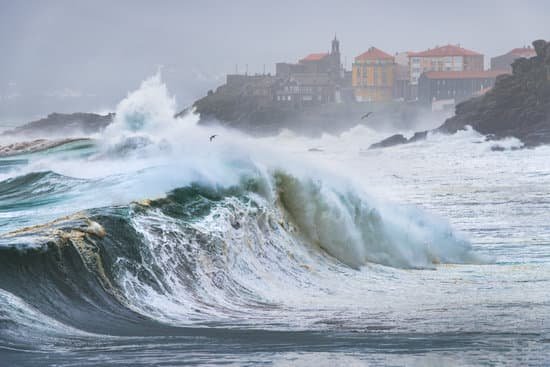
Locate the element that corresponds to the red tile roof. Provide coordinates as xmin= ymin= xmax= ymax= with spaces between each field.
xmin=300 ymin=53 xmax=329 ymax=62
xmin=355 ymin=47 xmax=394 ymax=61
xmin=410 ymin=44 xmax=482 ymax=57
xmin=507 ymin=47 xmax=536 ymax=57
xmin=423 ymin=70 xmax=507 ymax=80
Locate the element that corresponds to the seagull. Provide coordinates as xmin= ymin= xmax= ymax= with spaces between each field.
xmin=361 ymin=112 xmax=373 ymax=120
xmin=209 ymin=134 xmax=218 ymax=142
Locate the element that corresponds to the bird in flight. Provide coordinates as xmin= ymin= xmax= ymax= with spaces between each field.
xmin=209 ymin=134 xmax=218 ymax=142
xmin=361 ymin=112 xmax=373 ymax=120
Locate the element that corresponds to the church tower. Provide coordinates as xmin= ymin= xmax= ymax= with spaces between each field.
xmin=331 ymin=35 xmax=340 ymax=55
xmin=330 ymin=36 xmax=342 ymax=77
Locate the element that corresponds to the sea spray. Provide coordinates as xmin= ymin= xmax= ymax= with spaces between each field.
xmin=0 ymin=73 xmax=487 ymax=270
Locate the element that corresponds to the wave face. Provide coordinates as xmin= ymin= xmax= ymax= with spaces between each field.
xmin=0 ymin=168 xmax=481 ymax=328
xmin=7 ymin=74 xmax=547 ymax=366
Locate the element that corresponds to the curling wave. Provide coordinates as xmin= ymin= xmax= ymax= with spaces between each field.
xmin=0 ymin=73 xmax=486 ymax=347
xmin=0 ymin=168 xmax=484 ymax=337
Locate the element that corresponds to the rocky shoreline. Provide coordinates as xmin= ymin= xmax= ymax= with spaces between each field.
xmin=370 ymin=39 xmax=550 ymax=149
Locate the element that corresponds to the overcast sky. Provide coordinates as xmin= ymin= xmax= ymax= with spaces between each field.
xmin=0 ymin=0 xmax=548 ymax=123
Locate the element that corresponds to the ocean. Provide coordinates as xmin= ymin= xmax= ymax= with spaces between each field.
xmin=0 ymin=75 xmax=548 ymax=366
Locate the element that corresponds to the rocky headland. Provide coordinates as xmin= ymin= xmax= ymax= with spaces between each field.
xmin=370 ymin=39 xmax=550 ymax=149
xmin=2 ymin=112 xmax=114 ymax=139
xmin=181 ymin=87 xmax=443 ymax=137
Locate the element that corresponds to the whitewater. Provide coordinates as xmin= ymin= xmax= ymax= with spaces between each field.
xmin=0 ymin=74 xmax=549 ymax=366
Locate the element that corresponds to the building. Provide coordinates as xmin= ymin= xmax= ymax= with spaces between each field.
xmin=418 ymin=70 xmax=504 ymax=110
xmin=275 ymin=74 xmax=335 ymax=106
xmin=391 ymin=52 xmax=416 ymax=100
xmin=275 ymin=62 xmax=305 ymax=78
xmin=409 ymin=45 xmax=484 ymax=86
xmin=491 ymin=46 xmax=537 ymax=73
xmin=352 ymin=47 xmax=395 ymax=102
xmin=392 ymin=52 xmax=412 ymax=100
xmin=276 ymin=37 xmax=342 ymax=80
xmin=225 ymin=74 xmax=276 ymax=97
xmin=274 ymin=37 xmax=348 ymax=105
xmin=394 ymin=51 xmax=410 ymax=67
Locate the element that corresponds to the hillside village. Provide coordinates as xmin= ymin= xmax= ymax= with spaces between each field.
xmin=204 ymin=37 xmax=536 ymax=114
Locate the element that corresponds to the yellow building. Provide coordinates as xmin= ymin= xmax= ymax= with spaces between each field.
xmin=352 ymin=47 xmax=395 ymax=102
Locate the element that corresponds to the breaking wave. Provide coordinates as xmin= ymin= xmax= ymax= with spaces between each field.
xmin=0 ymin=73 xmax=486 ymax=345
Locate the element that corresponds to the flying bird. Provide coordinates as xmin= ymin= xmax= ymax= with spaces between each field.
xmin=209 ymin=134 xmax=218 ymax=142
xmin=361 ymin=112 xmax=373 ymax=120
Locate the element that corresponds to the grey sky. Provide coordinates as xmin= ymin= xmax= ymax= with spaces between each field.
xmin=1 ymin=0 xmax=548 ymax=123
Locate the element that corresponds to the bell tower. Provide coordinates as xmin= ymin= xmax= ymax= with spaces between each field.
xmin=330 ymin=35 xmax=342 ymax=77
xmin=331 ymin=35 xmax=340 ymax=55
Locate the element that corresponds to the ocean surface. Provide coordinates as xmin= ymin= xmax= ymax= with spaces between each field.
xmin=1 ymin=75 xmax=549 ymax=366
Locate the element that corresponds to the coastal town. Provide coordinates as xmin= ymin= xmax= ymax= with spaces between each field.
xmin=215 ymin=37 xmax=536 ymax=113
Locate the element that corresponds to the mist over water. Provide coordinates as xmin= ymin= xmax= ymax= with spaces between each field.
xmin=0 ymin=74 xmax=549 ymax=366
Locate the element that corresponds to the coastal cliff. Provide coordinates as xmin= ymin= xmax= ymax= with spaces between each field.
xmin=371 ymin=39 xmax=550 ymax=149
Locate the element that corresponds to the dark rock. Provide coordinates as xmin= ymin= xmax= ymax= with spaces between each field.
xmin=369 ymin=134 xmax=408 ymax=149
xmin=409 ymin=131 xmax=428 ymax=142
xmin=490 ymin=145 xmax=506 ymax=152
xmin=371 ymin=39 xmax=550 ymax=149
xmin=3 ymin=112 xmax=114 ymax=138
xmin=369 ymin=130 xmax=429 ymax=149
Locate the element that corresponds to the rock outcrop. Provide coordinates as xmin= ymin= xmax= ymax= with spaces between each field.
xmin=370 ymin=39 xmax=550 ymax=149
xmin=2 ymin=112 xmax=114 ymax=139
xmin=369 ymin=131 xmax=428 ymax=149
xmin=369 ymin=134 xmax=408 ymax=149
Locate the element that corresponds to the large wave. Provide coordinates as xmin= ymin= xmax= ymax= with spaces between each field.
xmin=0 ymin=173 xmax=482 ymax=333
xmin=0 ymin=73 xmax=487 ymax=345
